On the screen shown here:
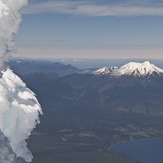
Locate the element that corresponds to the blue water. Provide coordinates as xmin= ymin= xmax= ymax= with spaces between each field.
xmin=111 ymin=138 xmax=163 ymax=163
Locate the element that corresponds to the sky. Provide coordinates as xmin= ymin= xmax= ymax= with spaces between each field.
xmin=15 ymin=0 xmax=163 ymax=59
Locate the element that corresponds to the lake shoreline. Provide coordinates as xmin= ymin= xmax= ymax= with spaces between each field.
xmin=109 ymin=137 xmax=163 ymax=163
xmin=108 ymin=136 xmax=163 ymax=151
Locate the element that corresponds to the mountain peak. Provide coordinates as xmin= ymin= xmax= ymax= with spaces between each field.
xmin=93 ymin=61 xmax=163 ymax=77
xmin=144 ymin=61 xmax=151 ymax=64
xmin=93 ymin=66 xmax=118 ymax=75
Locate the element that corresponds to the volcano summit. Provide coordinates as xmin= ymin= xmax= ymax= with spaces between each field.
xmin=93 ymin=61 xmax=163 ymax=77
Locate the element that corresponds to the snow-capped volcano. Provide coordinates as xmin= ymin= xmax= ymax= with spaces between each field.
xmin=93 ymin=61 xmax=163 ymax=77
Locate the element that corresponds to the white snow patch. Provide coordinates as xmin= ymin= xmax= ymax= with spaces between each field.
xmin=93 ymin=61 xmax=163 ymax=77
xmin=0 ymin=68 xmax=42 ymax=162
xmin=93 ymin=66 xmax=118 ymax=75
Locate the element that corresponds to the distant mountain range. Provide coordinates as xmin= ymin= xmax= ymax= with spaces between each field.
xmin=12 ymin=59 xmax=163 ymax=163
xmin=9 ymin=59 xmax=163 ymax=77
xmin=15 ymin=60 xmax=163 ymax=116
xmin=8 ymin=59 xmax=82 ymax=76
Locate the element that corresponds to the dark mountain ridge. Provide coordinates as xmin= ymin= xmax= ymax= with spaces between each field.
xmin=9 ymin=59 xmax=163 ymax=163
xmin=8 ymin=59 xmax=82 ymax=76
xmin=18 ymin=60 xmax=163 ymax=116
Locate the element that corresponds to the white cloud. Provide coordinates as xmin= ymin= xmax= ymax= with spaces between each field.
xmin=22 ymin=0 xmax=163 ymax=16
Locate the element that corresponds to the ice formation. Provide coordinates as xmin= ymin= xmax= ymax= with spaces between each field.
xmin=0 ymin=0 xmax=42 ymax=162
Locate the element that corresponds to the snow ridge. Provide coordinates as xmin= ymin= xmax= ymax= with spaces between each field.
xmin=0 ymin=68 xmax=42 ymax=162
xmin=93 ymin=61 xmax=163 ymax=77
xmin=93 ymin=66 xmax=118 ymax=75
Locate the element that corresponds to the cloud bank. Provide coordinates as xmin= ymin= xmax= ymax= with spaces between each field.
xmin=0 ymin=0 xmax=28 ymax=67
xmin=15 ymin=43 xmax=163 ymax=59
xmin=23 ymin=0 xmax=163 ymax=16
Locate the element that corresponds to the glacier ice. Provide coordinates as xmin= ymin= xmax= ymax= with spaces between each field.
xmin=0 ymin=130 xmax=26 ymax=163
xmin=0 ymin=68 xmax=42 ymax=162
xmin=0 ymin=0 xmax=43 ymax=162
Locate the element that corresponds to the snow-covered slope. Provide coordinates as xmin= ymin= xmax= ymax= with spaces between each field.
xmin=93 ymin=66 xmax=118 ymax=75
xmin=93 ymin=61 xmax=163 ymax=77
xmin=0 ymin=68 xmax=42 ymax=162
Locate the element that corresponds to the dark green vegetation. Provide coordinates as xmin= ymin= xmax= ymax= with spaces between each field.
xmin=10 ymin=60 xmax=163 ymax=163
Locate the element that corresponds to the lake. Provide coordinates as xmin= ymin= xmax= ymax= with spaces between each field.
xmin=111 ymin=138 xmax=163 ymax=163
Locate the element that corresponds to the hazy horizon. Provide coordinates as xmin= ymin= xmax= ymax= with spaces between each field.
xmin=15 ymin=0 xmax=163 ymax=59
xmin=11 ymin=57 xmax=163 ymax=69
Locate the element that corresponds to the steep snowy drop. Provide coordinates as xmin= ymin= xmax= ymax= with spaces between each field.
xmin=93 ymin=61 xmax=163 ymax=77
xmin=0 ymin=67 xmax=42 ymax=162
xmin=0 ymin=1 xmax=43 ymax=162
xmin=0 ymin=130 xmax=26 ymax=163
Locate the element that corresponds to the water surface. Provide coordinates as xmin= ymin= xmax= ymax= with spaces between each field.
xmin=111 ymin=138 xmax=163 ymax=163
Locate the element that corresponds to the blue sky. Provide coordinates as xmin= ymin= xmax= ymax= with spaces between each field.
xmin=15 ymin=0 xmax=163 ymax=59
